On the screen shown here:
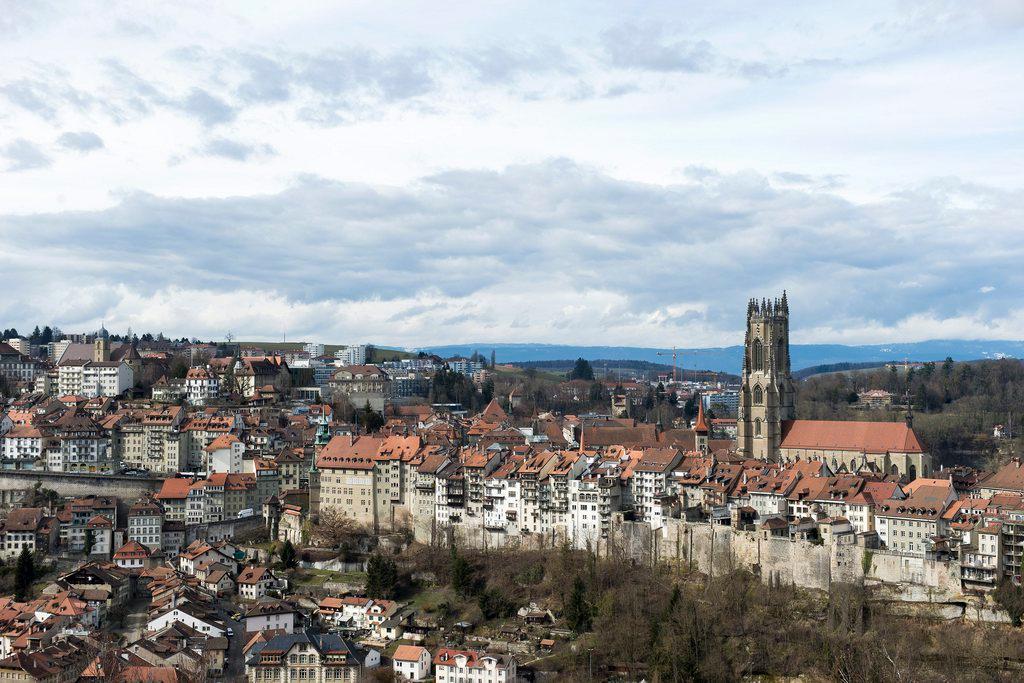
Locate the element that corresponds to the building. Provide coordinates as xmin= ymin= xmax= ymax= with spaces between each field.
xmin=0 ymin=342 xmax=41 ymax=387
xmin=433 ymin=648 xmax=516 ymax=683
xmin=858 ymin=389 xmax=894 ymax=409
xmin=244 ymin=629 xmax=377 ymax=683
xmin=205 ymin=433 xmax=245 ymax=474
xmin=186 ymin=366 xmax=220 ymax=406
xmin=328 ymin=365 xmax=391 ymax=412
xmin=393 ymin=645 xmax=431 ymax=681
xmin=874 ymin=479 xmax=957 ymax=556
xmin=335 ymin=344 xmax=367 ymax=366
xmin=736 ymin=295 xmax=795 ymax=460
xmin=777 ymin=418 xmax=932 ymax=479
xmin=304 ymin=342 xmax=326 ymax=358
xmin=316 ymin=435 xmax=381 ymax=529
xmin=737 ymin=293 xmax=930 ymax=479
xmin=0 ymin=507 xmax=56 ymax=559
xmin=128 ymin=498 xmax=164 ymax=552
xmin=57 ymin=359 xmax=133 ymax=398
xmin=113 ymin=539 xmax=153 ymax=570
xmin=237 ymin=565 xmax=279 ymax=602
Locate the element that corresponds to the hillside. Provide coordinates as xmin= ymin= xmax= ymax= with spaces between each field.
xmin=423 ymin=340 xmax=1024 ymax=375
xmin=238 ymin=342 xmax=413 ymax=362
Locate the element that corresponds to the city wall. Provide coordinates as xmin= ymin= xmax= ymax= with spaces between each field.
xmin=421 ymin=514 xmax=1005 ymax=619
xmin=0 ymin=470 xmax=165 ymax=504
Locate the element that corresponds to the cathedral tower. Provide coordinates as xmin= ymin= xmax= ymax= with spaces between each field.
xmin=737 ymin=293 xmax=795 ymax=461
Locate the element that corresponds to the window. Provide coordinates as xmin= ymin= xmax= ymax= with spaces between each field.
xmin=752 ymin=385 xmax=763 ymax=404
xmin=752 ymin=339 xmax=764 ymax=372
xmin=754 ymin=419 xmax=762 ymax=436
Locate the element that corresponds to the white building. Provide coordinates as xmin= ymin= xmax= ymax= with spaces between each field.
xmin=434 ymin=649 xmax=516 ymax=683
xmin=242 ymin=601 xmax=302 ymax=634
xmin=393 ymin=645 xmax=431 ymax=681
xmin=303 ymin=342 xmax=325 ymax=357
xmin=1 ymin=425 xmax=47 ymax=469
xmin=58 ymin=360 xmax=133 ymax=397
xmin=205 ymin=433 xmax=245 ymax=475
xmin=186 ymin=366 xmax=220 ymax=405
xmin=335 ymin=344 xmax=367 ymax=366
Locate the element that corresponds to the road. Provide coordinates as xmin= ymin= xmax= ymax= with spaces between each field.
xmin=216 ymin=597 xmax=246 ymax=681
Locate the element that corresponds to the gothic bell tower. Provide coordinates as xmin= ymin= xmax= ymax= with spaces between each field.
xmin=737 ymin=293 xmax=795 ymax=461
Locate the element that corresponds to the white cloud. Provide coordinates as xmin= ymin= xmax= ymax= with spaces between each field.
xmin=1 ymin=161 xmax=1021 ymax=346
xmin=0 ymin=2 xmax=1021 ymax=346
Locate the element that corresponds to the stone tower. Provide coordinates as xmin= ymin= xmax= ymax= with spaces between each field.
xmin=93 ymin=337 xmax=110 ymax=362
xmin=736 ymin=293 xmax=795 ymax=461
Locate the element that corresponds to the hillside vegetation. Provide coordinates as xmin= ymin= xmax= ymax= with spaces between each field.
xmin=388 ymin=544 xmax=1024 ymax=682
xmin=797 ymin=358 xmax=1024 ymax=467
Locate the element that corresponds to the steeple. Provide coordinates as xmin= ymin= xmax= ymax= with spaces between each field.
xmin=694 ymin=400 xmax=709 ymax=433
xmin=694 ymin=400 xmax=709 ymax=454
xmin=737 ymin=292 xmax=795 ymax=461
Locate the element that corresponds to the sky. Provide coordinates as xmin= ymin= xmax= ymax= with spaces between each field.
xmin=1 ymin=0 xmax=1023 ymax=349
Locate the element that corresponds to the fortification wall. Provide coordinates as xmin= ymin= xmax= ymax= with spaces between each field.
xmin=185 ymin=513 xmax=265 ymax=544
xmin=0 ymin=470 xmax=165 ymax=503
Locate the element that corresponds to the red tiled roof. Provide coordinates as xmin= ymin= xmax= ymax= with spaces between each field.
xmin=779 ymin=420 xmax=924 ymax=454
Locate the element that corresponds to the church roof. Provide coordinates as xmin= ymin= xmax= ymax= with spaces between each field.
xmin=693 ymin=402 xmax=709 ymax=433
xmin=779 ymin=419 xmax=924 ymax=454
xmin=480 ymin=399 xmax=508 ymax=422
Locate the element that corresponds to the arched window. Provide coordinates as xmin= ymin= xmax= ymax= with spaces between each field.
xmin=754 ymin=418 xmax=762 ymax=436
xmin=753 ymin=385 xmax=763 ymax=404
xmin=752 ymin=339 xmax=764 ymax=372
xmin=909 ymin=464 xmax=917 ymax=480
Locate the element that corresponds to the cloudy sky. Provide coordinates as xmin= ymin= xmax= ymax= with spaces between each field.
xmin=1 ymin=1 xmax=1023 ymax=349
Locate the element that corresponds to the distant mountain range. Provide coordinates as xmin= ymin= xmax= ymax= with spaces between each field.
xmin=420 ymin=340 xmax=1024 ymax=375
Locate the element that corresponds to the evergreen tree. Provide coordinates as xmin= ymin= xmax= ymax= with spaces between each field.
xmin=40 ymin=326 xmax=53 ymax=344
xmin=449 ymin=548 xmax=475 ymax=595
xmin=279 ymin=540 xmax=298 ymax=569
xmin=360 ymin=402 xmax=385 ymax=433
xmin=490 ymin=349 xmax=496 ymax=368
xmin=568 ymin=358 xmax=595 ymax=381
xmin=84 ymin=528 xmax=95 ymax=555
xmin=29 ymin=326 xmax=41 ymax=344
xmin=481 ymin=378 xmax=495 ymax=404
xmin=14 ymin=547 xmax=35 ymax=600
xmin=564 ymin=575 xmax=592 ymax=633
xmin=365 ymin=553 xmax=399 ymax=599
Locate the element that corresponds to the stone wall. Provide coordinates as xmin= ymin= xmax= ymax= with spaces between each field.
xmin=0 ymin=470 xmax=164 ymax=504
xmin=429 ymin=512 xmax=980 ymax=611
xmin=185 ymin=512 xmax=265 ymax=544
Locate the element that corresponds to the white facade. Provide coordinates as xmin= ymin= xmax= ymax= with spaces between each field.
xmin=335 ymin=344 xmax=367 ymax=366
xmin=435 ymin=651 xmax=516 ymax=683
xmin=1 ymin=428 xmax=45 ymax=467
xmin=59 ymin=361 xmax=133 ymax=397
xmin=242 ymin=609 xmax=299 ymax=634
xmin=208 ymin=440 xmax=245 ymax=475
xmin=147 ymin=607 xmax=225 ymax=636
xmin=393 ymin=647 xmax=431 ymax=681
xmin=186 ymin=368 xmax=220 ymax=405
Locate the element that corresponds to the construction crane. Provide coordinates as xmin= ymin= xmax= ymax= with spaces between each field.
xmin=656 ymin=347 xmax=715 ymax=386
xmin=656 ymin=347 xmax=679 ymax=384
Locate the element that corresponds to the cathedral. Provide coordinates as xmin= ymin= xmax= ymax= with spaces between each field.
xmin=737 ymin=293 xmax=932 ymax=480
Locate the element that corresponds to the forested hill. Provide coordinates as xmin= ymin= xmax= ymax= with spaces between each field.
xmin=423 ymin=340 xmax=1024 ymax=375
xmin=512 ymin=359 xmax=740 ymax=383
xmin=797 ymin=357 xmax=1024 ymax=467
